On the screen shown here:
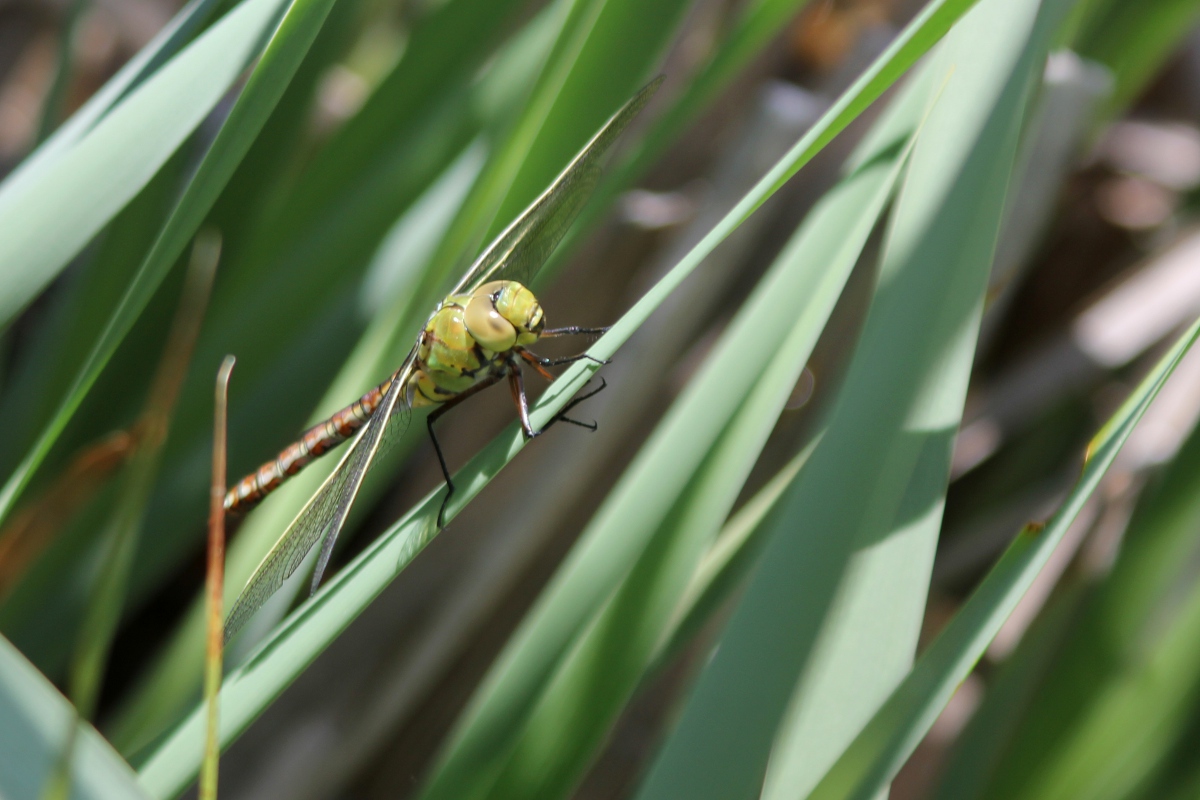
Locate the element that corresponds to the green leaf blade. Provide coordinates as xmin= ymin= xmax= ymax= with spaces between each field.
xmin=0 ymin=0 xmax=289 ymax=328
xmin=807 ymin=316 xmax=1200 ymax=800
xmin=0 ymin=635 xmax=150 ymax=800
xmin=632 ymin=0 xmax=1060 ymax=795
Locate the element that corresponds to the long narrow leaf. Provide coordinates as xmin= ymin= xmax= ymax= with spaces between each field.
xmin=0 ymin=0 xmax=290 ymax=328
xmin=549 ymin=0 xmax=816 ymax=281
xmin=806 ymin=315 xmax=1200 ymax=800
xmin=633 ymin=0 xmax=1061 ymax=795
xmin=655 ymin=439 xmax=819 ymax=670
xmin=939 ymin=360 xmax=1200 ymax=799
xmin=201 ymin=356 xmax=234 ymax=800
xmin=9 ymin=0 xmax=219 ymax=182
xmin=0 ymin=635 xmax=149 ymax=800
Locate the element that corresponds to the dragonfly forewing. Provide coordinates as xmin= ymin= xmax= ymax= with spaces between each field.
xmin=224 ymin=361 xmax=413 ymax=642
xmin=453 ymin=76 xmax=664 ymax=295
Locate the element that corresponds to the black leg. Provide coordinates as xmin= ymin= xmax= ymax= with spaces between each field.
xmin=555 ymin=416 xmax=598 ymax=432
xmin=543 ymin=377 xmax=608 ymax=433
xmin=525 ymin=350 xmax=610 ymax=369
xmin=426 ymin=374 xmax=502 ymax=528
xmin=561 ymin=376 xmax=607 ymax=413
xmin=427 ymin=411 xmax=454 ymax=529
xmin=541 ymin=325 xmax=610 ymax=338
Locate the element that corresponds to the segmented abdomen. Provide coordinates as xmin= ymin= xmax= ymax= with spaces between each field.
xmin=224 ymin=374 xmax=395 ymax=513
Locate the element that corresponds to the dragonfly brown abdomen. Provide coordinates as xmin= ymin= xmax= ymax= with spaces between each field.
xmin=224 ymin=372 xmax=399 ymax=513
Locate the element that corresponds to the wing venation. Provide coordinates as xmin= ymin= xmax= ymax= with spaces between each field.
xmin=454 ymin=76 xmax=663 ymax=294
xmin=224 ymin=358 xmax=414 ymax=642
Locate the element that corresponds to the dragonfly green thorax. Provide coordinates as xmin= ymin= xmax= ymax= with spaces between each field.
xmin=409 ymin=280 xmax=545 ymax=406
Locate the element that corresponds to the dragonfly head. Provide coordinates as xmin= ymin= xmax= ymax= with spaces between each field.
xmin=467 ymin=281 xmax=544 ymax=351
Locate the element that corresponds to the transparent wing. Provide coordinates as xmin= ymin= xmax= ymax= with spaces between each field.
xmin=452 ymin=77 xmax=663 ymax=295
xmin=224 ymin=356 xmax=416 ymax=642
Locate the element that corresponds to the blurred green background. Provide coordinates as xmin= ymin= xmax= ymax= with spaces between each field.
xmin=3 ymin=0 xmax=1200 ymax=798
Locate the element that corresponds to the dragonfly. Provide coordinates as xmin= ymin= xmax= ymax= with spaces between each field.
xmin=222 ymin=77 xmax=662 ymax=641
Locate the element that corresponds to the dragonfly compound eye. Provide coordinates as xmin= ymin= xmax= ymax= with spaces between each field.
xmin=464 ymin=292 xmax=518 ymax=351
